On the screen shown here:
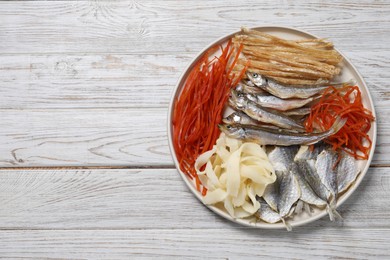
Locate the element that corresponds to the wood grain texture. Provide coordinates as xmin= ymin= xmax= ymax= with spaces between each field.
xmin=0 ymin=50 xmax=387 ymax=166
xmin=0 ymin=53 xmax=190 ymax=109
xmin=0 ymin=0 xmax=387 ymax=168
xmin=0 ymin=168 xmax=388 ymax=230
xmin=0 ymin=0 xmax=388 ymax=54
xmin=0 ymin=0 xmax=389 ymax=258
xmin=0 ymin=106 xmax=388 ymax=167
xmin=0 ymin=229 xmax=389 ymax=259
xmin=0 ymin=109 xmax=172 ymax=167
xmin=0 ymin=51 xmax=388 ymax=109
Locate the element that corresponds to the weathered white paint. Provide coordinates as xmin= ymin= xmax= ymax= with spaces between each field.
xmin=0 ymin=54 xmax=190 ymax=109
xmin=0 ymin=168 xmax=388 ymax=230
xmin=0 ymin=107 xmax=388 ymax=166
xmin=0 ymin=52 xmax=388 ymax=110
xmin=0 ymin=229 xmax=389 ymax=259
xmin=0 ymin=1 xmax=388 ymax=54
xmin=0 ymin=0 xmax=389 ymax=258
xmin=0 ymin=109 xmax=172 ymax=167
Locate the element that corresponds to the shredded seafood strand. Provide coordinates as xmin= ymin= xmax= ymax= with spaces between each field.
xmin=304 ymin=85 xmax=375 ymax=160
xmin=172 ymin=40 xmax=246 ymax=193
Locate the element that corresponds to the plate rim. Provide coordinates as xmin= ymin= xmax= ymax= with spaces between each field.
xmin=167 ymin=26 xmax=377 ymax=229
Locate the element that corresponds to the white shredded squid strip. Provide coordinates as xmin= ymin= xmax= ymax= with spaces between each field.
xmin=195 ymin=133 xmax=276 ymax=218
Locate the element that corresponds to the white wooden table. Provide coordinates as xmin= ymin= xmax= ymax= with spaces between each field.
xmin=0 ymin=0 xmax=389 ymax=258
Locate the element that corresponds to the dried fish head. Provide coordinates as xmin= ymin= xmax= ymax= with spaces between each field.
xmin=223 ymin=111 xmax=260 ymax=126
xmin=223 ymin=112 xmax=242 ymax=125
xmin=246 ymin=71 xmax=267 ymax=87
xmin=218 ymin=124 xmax=245 ymax=140
xmin=229 ymin=89 xmax=248 ymax=110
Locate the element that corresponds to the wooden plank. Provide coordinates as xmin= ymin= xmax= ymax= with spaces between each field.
xmin=0 ymin=228 xmax=388 ymax=259
xmin=0 ymin=106 xmax=387 ymax=167
xmin=0 ymin=1 xmax=388 ymax=54
xmin=0 ymin=0 xmax=387 ymax=258
xmin=0 ymin=109 xmax=172 ymax=167
xmin=0 ymin=2 xmax=386 ymax=167
xmin=0 ymin=51 xmax=388 ymax=109
xmin=0 ymin=168 xmax=388 ymax=230
xmin=0 ymin=53 xmax=192 ymax=109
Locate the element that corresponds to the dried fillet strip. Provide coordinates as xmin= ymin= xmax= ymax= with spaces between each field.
xmin=233 ymin=27 xmax=343 ymax=85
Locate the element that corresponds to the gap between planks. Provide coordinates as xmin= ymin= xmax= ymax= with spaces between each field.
xmin=0 ymin=165 xmax=177 ymax=170
xmin=0 ymin=107 xmax=173 ymax=111
xmin=0 ymin=51 xmax=199 ymax=55
xmin=0 ymin=227 xmax=389 ymax=231
xmin=0 ymin=164 xmax=388 ymax=171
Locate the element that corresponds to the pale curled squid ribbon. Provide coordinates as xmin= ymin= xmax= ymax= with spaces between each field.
xmin=195 ymin=133 xmax=276 ymax=218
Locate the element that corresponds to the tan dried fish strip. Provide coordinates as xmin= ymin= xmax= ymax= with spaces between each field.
xmin=238 ymin=59 xmax=334 ymax=79
xmin=233 ymin=64 xmax=323 ymax=85
xmin=240 ymin=28 xmax=342 ymax=60
xmin=234 ymin=35 xmax=341 ymax=63
xmin=233 ymin=27 xmax=343 ymax=85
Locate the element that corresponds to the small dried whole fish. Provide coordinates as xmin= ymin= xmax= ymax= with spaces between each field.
xmin=262 ymin=181 xmax=279 ymax=212
xmin=256 ymin=143 xmax=358 ymax=225
xmin=223 ymin=110 xmax=263 ymax=126
xmin=218 ymin=117 xmax=346 ymax=146
xmin=268 ymin=146 xmax=299 ymax=173
xmin=238 ymin=89 xmax=317 ymax=111
xmin=229 ymin=89 xmax=305 ymax=131
xmin=295 ymin=143 xmax=329 ymax=161
xmin=223 ymin=111 xmax=301 ymax=133
xmin=316 ymin=149 xmax=339 ymax=204
xmin=291 ymin=164 xmax=327 ymax=207
xmin=236 ymin=81 xmax=265 ymax=94
xmin=256 ymin=198 xmax=281 ymax=224
xmin=255 ymin=143 xmax=359 ymax=226
xmin=265 ymin=147 xmax=301 ymax=221
xmin=263 ymin=146 xmax=298 ymax=212
xmin=295 ymin=160 xmax=330 ymax=202
xmin=296 ymin=154 xmax=341 ymax=221
xmin=246 ymin=72 xmax=352 ymax=99
xmin=278 ymin=170 xmax=301 ymax=218
xmin=337 ymin=152 xmax=360 ymax=193
xmin=283 ymin=107 xmax=312 ymax=116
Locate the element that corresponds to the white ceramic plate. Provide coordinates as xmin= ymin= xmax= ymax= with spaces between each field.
xmin=167 ymin=26 xmax=377 ymax=229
